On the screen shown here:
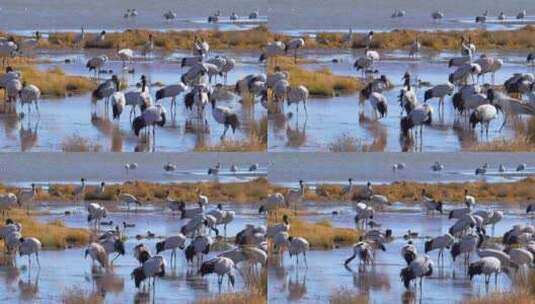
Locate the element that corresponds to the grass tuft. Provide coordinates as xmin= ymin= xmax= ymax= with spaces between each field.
xmin=270 ymin=57 xmax=362 ymax=97
xmin=330 ymin=288 xmax=369 ymax=304
xmin=269 ymin=212 xmax=360 ymax=249
xmin=61 ymin=134 xmax=102 ymax=152
xmin=0 ymin=209 xmax=91 ymax=249
xmin=62 ymin=287 xmax=103 ymax=304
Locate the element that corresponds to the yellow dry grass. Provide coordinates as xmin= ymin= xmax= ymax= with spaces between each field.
xmin=0 ymin=209 xmax=91 ymax=249
xmin=45 ymin=27 xmax=274 ymax=51
xmin=195 ymin=136 xmax=266 ymax=152
xmin=269 ymin=212 xmax=360 ymax=249
xmin=62 ymin=287 xmax=104 ymax=304
xmin=195 ymin=266 xmax=267 ymax=304
xmin=15 ymin=178 xmax=272 ymax=205
xmin=271 ymin=56 xmax=362 ymax=97
xmin=306 ymin=26 xmax=535 ymax=50
xmin=464 ymin=270 xmax=535 ymax=303
xmin=305 ymin=178 xmax=535 ymax=206
xmin=467 ymin=117 xmax=535 ymax=152
xmin=195 ymin=116 xmax=267 ymax=152
xmin=195 ymin=292 xmax=266 ymax=304
xmin=330 ymin=289 xmax=369 ymax=304
xmin=61 ymin=134 xmax=103 ymax=152
xmin=7 ymin=26 xmax=535 ymax=54
xmin=1 ymin=65 xmax=95 ymax=98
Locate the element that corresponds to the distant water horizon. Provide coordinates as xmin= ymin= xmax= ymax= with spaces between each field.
xmin=0 ymin=0 xmax=532 ymax=34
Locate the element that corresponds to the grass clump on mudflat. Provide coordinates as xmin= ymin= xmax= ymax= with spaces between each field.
xmin=61 ymin=134 xmax=103 ymax=152
xmin=62 ymin=287 xmax=103 ymax=304
xmin=0 ymin=209 xmax=91 ymax=249
xmin=464 ymin=270 xmax=535 ymax=304
xmin=195 ymin=116 xmax=267 ymax=152
xmin=40 ymin=178 xmax=273 ymax=204
xmin=272 ymin=56 xmax=362 ymax=97
xmin=306 ymin=26 xmax=535 ymax=51
xmin=269 ymin=212 xmax=360 ymax=249
xmin=467 ymin=117 xmax=535 ymax=152
xmin=1 ymin=65 xmax=95 ymax=98
xmin=195 ymin=268 xmax=267 ymax=304
xmin=46 ymin=26 xmax=274 ymax=51
xmin=307 ymin=178 xmax=535 ymax=205
xmin=330 ymin=288 xmax=369 ymax=304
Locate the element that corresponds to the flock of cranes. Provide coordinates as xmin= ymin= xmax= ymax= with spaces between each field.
xmin=267 ymin=178 xmax=535 ymax=295
xmin=120 ymin=8 xmax=262 ymax=23
xmin=386 ymin=9 xmax=530 ymax=23
xmin=1 ymin=173 xmax=535 ymax=298
xmin=257 ymin=28 xmax=534 ymax=149
xmin=0 ymin=180 xmax=269 ymax=296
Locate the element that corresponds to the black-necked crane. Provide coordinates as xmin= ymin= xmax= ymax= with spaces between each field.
xmin=469 ymin=257 xmax=501 ymax=286
xmin=210 ymin=97 xmax=240 ymax=140
xmin=400 ymin=255 xmax=433 ymax=290
xmin=360 ymin=84 xmax=387 ymax=119
xmin=0 ymin=193 xmax=19 ymax=218
xmin=425 ymin=233 xmax=455 ymax=262
xmin=86 ymin=55 xmax=108 ymax=78
xmin=118 ymin=48 xmax=134 ymax=68
xmin=117 ymin=190 xmax=141 ymax=212
xmin=259 ymin=192 xmax=286 ymax=214
xmin=163 ymin=10 xmax=176 ymax=21
xmin=185 ymin=235 xmax=213 ymax=264
xmin=469 ymin=104 xmax=498 ymax=136
xmin=287 ymin=85 xmax=309 ymax=118
xmin=193 ymin=37 xmax=210 ymax=57
xmin=475 ymin=56 xmax=503 ymax=84
xmin=286 ymin=180 xmax=305 ymax=214
xmin=74 ymin=27 xmax=85 ymax=48
xmin=85 ymin=242 xmax=109 ymax=270
xmin=91 ymin=75 xmax=120 ymax=112
xmin=134 ymin=243 xmax=151 ymax=265
xmin=449 ymin=63 xmax=481 ymax=85
xmin=431 ymin=11 xmax=444 ymax=22
xmin=424 ymin=82 xmax=454 ymax=111
xmin=288 ymin=236 xmax=309 ymax=267
xmin=259 ymin=41 xmax=285 ymax=65
xmin=18 ymin=237 xmax=41 ymax=268
xmin=400 ymin=103 xmax=433 ymax=139
xmin=451 ymin=233 xmax=484 ymax=266
xmin=124 ymin=162 xmax=138 ymax=175
xmin=155 ymin=82 xmax=188 ymax=114
xmin=0 ymin=40 xmax=18 ymax=67
xmin=399 ymin=72 xmax=418 ymax=115
xmin=132 ymin=255 xmax=166 ymax=290
xmin=132 ymin=104 xmax=167 ymax=149
xmin=345 ymin=239 xmax=374 ymax=269
xmin=19 ymin=83 xmax=41 ymax=117
xmin=285 ymin=38 xmax=305 ymax=64
xmin=100 ymin=235 xmax=126 ymax=264
xmin=464 ymin=189 xmax=476 ymax=208
xmin=18 ymin=183 xmax=36 ymax=215
xmin=200 ymin=256 xmax=236 ymax=290
xmin=87 ymin=202 xmax=108 ymax=230
xmin=409 ymin=38 xmax=421 ymax=59
xmin=516 ymin=10 xmax=526 ymax=20
xmin=401 ymin=241 xmax=418 ymax=265
xmin=156 ymin=234 xmax=186 ymax=266
xmin=421 ymin=189 xmax=443 ymax=215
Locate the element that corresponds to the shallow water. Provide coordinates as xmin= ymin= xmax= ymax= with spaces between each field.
xmin=0 ymin=202 xmax=264 ymax=303
xmin=269 ymin=0 xmax=535 ymax=33
xmin=268 ymin=202 xmax=528 ymax=303
xmin=0 ymin=0 xmax=268 ymax=33
xmin=0 ymin=51 xmax=266 ymax=152
xmin=268 ymin=50 xmax=533 ymax=152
